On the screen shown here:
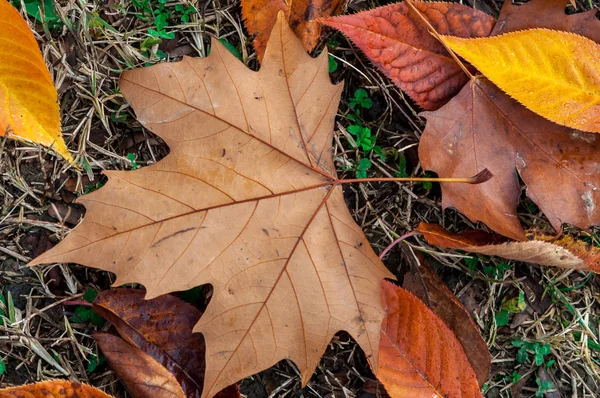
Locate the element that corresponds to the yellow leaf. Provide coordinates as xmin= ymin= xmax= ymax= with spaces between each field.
xmin=0 ymin=0 xmax=72 ymax=161
xmin=441 ymin=29 xmax=600 ymax=133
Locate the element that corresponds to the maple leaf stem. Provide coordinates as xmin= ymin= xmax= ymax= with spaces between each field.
xmin=404 ymin=0 xmax=473 ymax=79
xmin=338 ymin=168 xmax=492 ymax=185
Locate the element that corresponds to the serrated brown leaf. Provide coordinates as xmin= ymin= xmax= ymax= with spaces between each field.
xmin=0 ymin=380 xmax=113 ymax=398
xmin=401 ymin=249 xmax=490 ymax=386
xmin=93 ymin=333 xmax=186 ymax=398
xmin=92 ymin=289 xmax=240 ymax=398
xmin=29 ymin=14 xmax=394 ymax=398
xmin=492 ymin=0 xmax=600 ymax=42
xmin=416 ymin=222 xmax=600 ymax=272
xmin=378 ymin=281 xmax=481 ymax=398
xmin=320 ymin=1 xmax=495 ymax=110
xmin=242 ymin=0 xmax=343 ymax=61
xmin=419 ymin=78 xmax=600 ymax=240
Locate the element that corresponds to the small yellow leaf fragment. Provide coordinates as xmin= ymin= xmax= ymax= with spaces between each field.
xmin=0 ymin=0 xmax=72 ymax=161
xmin=441 ymin=29 xmax=600 ymax=133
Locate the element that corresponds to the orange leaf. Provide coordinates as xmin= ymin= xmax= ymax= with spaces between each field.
xmin=0 ymin=380 xmax=113 ymax=397
xmin=416 ymin=222 xmax=600 ymax=273
xmin=0 ymin=0 xmax=72 ymax=162
xmin=419 ymin=78 xmax=600 ymax=240
xmin=93 ymin=333 xmax=187 ymax=398
xmin=492 ymin=0 xmax=600 ymax=43
xmin=441 ymin=30 xmax=600 ymax=133
xmin=242 ymin=0 xmax=343 ymax=61
xmin=29 ymin=13 xmax=394 ymax=397
xmin=378 ymin=281 xmax=481 ymax=398
xmin=93 ymin=289 xmax=240 ymax=397
xmin=402 ymin=249 xmax=490 ymax=386
xmin=320 ymin=2 xmax=495 ymax=110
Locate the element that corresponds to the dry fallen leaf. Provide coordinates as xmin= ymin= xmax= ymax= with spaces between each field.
xmin=416 ymin=222 xmax=600 ymax=272
xmin=419 ymin=77 xmax=600 ymax=240
xmin=0 ymin=0 xmax=72 ymax=162
xmin=94 ymin=333 xmax=187 ymax=398
xmin=242 ymin=0 xmax=343 ymax=61
xmin=320 ymin=1 xmax=495 ymax=110
xmin=378 ymin=281 xmax=481 ymax=398
xmin=492 ymin=0 xmax=600 ymax=43
xmin=93 ymin=289 xmax=240 ymax=398
xmin=441 ymin=29 xmax=600 ymax=133
xmin=0 ymin=380 xmax=113 ymax=398
xmin=30 ymin=13 xmax=394 ymax=397
xmin=401 ymin=248 xmax=490 ymax=386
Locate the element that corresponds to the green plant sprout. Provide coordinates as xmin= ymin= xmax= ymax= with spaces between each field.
xmin=484 ymin=261 xmax=511 ymax=279
xmin=69 ymin=288 xmax=105 ymax=327
xmin=328 ymin=55 xmax=338 ymax=73
xmin=87 ymin=353 xmax=106 ymax=373
xmin=343 ymin=88 xmax=387 ymax=178
xmin=464 ymin=256 xmax=479 ymax=271
xmin=127 ymin=152 xmax=139 ymax=170
xmin=130 ymin=0 xmax=196 ymax=59
xmin=535 ymin=377 xmax=555 ymax=397
xmin=327 ymin=36 xmax=340 ymax=73
xmin=355 ymin=158 xmax=372 ymax=179
xmin=509 ymin=371 xmax=522 ymax=383
xmin=464 ymin=256 xmax=511 ymax=280
xmin=349 ymin=88 xmax=373 ymax=110
xmin=511 ymin=339 xmax=553 ymax=366
xmin=83 ymin=181 xmax=105 ymax=195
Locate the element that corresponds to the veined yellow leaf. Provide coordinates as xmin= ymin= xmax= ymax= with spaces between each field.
xmin=441 ymin=29 xmax=600 ymax=133
xmin=0 ymin=0 xmax=72 ymax=161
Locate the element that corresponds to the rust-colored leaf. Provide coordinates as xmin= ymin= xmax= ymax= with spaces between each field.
xmin=242 ymin=0 xmax=343 ymax=61
xmin=29 ymin=13 xmax=394 ymax=397
xmin=419 ymin=78 xmax=600 ymax=240
xmin=0 ymin=380 xmax=112 ymax=397
xmin=320 ymin=2 xmax=495 ymax=110
xmin=416 ymin=222 xmax=600 ymax=272
xmin=0 ymin=0 xmax=72 ymax=162
xmin=92 ymin=289 xmax=240 ymax=398
xmin=378 ymin=281 xmax=481 ymax=398
xmin=492 ymin=0 xmax=600 ymax=43
xmin=402 ymin=249 xmax=490 ymax=386
xmin=93 ymin=333 xmax=186 ymax=398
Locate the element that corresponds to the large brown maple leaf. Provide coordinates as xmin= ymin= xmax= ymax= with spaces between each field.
xmin=30 ymin=14 xmax=393 ymax=397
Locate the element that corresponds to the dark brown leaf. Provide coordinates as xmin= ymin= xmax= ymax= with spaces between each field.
xmin=93 ymin=332 xmax=186 ymax=398
xmin=93 ymin=289 xmax=240 ymax=397
xmin=492 ymin=0 xmax=600 ymax=43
